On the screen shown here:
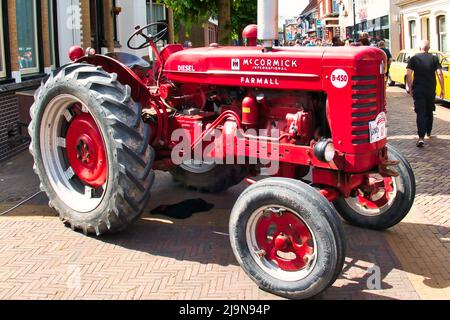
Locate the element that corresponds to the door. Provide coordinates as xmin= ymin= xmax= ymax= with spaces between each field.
xmin=90 ymin=0 xmax=106 ymax=53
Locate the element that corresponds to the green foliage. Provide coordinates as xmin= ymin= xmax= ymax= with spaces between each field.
xmin=231 ymin=0 xmax=257 ymax=40
xmin=161 ymin=0 xmax=257 ymax=41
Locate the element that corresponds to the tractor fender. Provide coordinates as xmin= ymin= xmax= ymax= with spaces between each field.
xmin=77 ymin=55 xmax=151 ymax=105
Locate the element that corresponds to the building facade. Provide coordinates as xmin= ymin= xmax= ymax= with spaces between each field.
xmin=338 ymin=0 xmax=401 ymax=55
xmin=318 ymin=0 xmax=341 ymax=41
xmin=178 ymin=19 xmax=218 ymax=48
xmin=0 ymin=0 xmax=169 ymax=161
xmin=298 ymin=0 xmax=319 ymax=39
xmin=396 ymin=0 xmax=449 ymax=52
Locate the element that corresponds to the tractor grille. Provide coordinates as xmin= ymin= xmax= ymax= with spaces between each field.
xmin=350 ymin=75 xmax=380 ymax=145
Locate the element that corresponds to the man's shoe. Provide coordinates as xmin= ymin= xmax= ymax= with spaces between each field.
xmin=426 ymin=134 xmax=432 ymax=140
xmin=416 ymin=139 xmax=425 ymax=148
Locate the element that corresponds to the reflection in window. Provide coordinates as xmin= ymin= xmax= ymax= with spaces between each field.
xmin=0 ymin=4 xmax=6 ymax=77
xmin=16 ymin=0 xmax=39 ymax=73
xmin=437 ymin=15 xmax=446 ymax=52
xmin=48 ymin=0 xmax=56 ymax=68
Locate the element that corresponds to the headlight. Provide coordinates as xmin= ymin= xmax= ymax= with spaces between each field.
xmin=314 ymin=139 xmax=336 ymax=163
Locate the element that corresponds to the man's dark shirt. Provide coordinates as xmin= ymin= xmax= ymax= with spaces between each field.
xmin=407 ymin=52 xmax=442 ymax=94
xmin=380 ymin=48 xmax=392 ymax=61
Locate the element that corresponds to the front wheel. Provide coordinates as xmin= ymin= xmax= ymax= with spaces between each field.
xmin=334 ymin=145 xmax=416 ymax=230
xmin=229 ymin=178 xmax=345 ymax=299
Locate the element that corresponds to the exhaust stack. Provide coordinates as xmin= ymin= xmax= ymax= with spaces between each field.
xmin=257 ymin=0 xmax=278 ymax=49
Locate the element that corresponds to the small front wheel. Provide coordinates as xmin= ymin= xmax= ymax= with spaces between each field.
xmin=334 ymin=145 xmax=416 ymax=230
xmin=229 ymin=178 xmax=345 ymax=299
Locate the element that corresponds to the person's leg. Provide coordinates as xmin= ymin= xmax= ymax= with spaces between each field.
xmin=425 ymin=94 xmax=435 ymax=137
xmin=414 ymin=94 xmax=427 ymax=139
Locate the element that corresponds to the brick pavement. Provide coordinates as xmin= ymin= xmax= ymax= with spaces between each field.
xmin=0 ymin=86 xmax=448 ymax=300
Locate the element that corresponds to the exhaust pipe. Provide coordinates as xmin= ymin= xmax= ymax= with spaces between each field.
xmin=258 ymin=0 xmax=278 ymax=50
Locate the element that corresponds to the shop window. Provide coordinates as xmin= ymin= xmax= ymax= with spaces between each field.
xmin=409 ymin=20 xmax=417 ymax=49
xmin=437 ymin=15 xmax=446 ymax=52
xmin=0 ymin=4 xmax=6 ymax=78
xmin=16 ymin=0 xmax=39 ymax=74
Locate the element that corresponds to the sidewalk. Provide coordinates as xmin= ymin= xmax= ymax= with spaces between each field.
xmin=0 ymin=86 xmax=448 ymax=300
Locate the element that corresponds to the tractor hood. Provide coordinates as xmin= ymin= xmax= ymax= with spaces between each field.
xmin=163 ymin=46 xmax=387 ymax=91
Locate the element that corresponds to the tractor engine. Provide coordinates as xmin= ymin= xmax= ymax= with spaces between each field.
xmin=162 ymin=85 xmax=319 ymax=147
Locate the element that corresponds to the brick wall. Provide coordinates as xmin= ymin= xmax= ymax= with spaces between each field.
xmin=0 ymin=81 xmax=40 ymax=161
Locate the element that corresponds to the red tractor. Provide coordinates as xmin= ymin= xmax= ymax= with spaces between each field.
xmin=29 ymin=2 xmax=415 ymax=299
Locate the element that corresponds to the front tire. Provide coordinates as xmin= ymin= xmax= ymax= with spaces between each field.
xmin=29 ymin=63 xmax=154 ymax=235
xmin=229 ymin=178 xmax=345 ymax=299
xmin=334 ymin=145 xmax=415 ymax=230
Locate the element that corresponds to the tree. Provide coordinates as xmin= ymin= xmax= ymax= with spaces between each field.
xmin=231 ymin=0 xmax=257 ymax=43
xmin=216 ymin=0 xmax=232 ymax=44
xmin=162 ymin=0 xmax=257 ymax=45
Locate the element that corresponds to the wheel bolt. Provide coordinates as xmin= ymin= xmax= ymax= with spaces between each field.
xmin=256 ymin=250 xmax=266 ymax=258
xmin=303 ymin=255 xmax=312 ymax=264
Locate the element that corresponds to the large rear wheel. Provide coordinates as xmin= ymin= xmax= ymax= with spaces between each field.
xmin=29 ymin=64 xmax=154 ymax=235
xmin=229 ymin=178 xmax=345 ymax=299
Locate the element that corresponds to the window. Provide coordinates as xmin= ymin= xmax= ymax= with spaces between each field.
xmin=147 ymin=1 xmax=166 ymax=24
xmin=437 ymin=15 xmax=447 ymax=52
xmin=16 ymin=0 xmax=39 ymax=74
xmin=421 ymin=17 xmax=430 ymax=41
xmin=48 ymin=0 xmax=56 ymax=69
xmin=409 ymin=20 xmax=417 ymax=49
xmin=208 ymin=26 xmax=216 ymax=44
xmin=146 ymin=1 xmax=167 ymax=49
xmin=331 ymin=0 xmax=339 ymax=14
xmin=0 ymin=4 xmax=6 ymax=78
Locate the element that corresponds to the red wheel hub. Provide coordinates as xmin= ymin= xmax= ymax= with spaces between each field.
xmin=66 ymin=113 xmax=107 ymax=188
xmin=356 ymin=177 xmax=394 ymax=209
xmin=255 ymin=210 xmax=314 ymax=271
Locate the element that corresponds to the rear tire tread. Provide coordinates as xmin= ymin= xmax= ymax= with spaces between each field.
xmin=30 ymin=63 xmax=154 ymax=235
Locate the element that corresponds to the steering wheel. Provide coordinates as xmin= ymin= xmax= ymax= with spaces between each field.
xmin=127 ymin=22 xmax=168 ymax=50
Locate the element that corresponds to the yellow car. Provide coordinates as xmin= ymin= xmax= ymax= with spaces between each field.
xmin=389 ymin=49 xmax=450 ymax=102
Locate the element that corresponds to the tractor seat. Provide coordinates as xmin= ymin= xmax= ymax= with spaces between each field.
xmin=105 ymin=52 xmax=151 ymax=71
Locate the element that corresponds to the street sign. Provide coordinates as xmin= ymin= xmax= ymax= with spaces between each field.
xmin=316 ymin=19 xmax=322 ymax=27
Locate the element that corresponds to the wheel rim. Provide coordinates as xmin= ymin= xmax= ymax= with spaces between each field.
xmin=344 ymin=175 xmax=398 ymax=217
xmin=180 ymin=160 xmax=216 ymax=174
xmin=40 ymin=94 xmax=108 ymax=213
xmin=246 ymin=205 xmax=317 ymax=282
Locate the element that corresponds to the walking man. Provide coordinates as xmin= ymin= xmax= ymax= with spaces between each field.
xmin=406 ymin=40 xmax=445 ymax=147
xmin=378 ymin=41 xmax=392 ymax=83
